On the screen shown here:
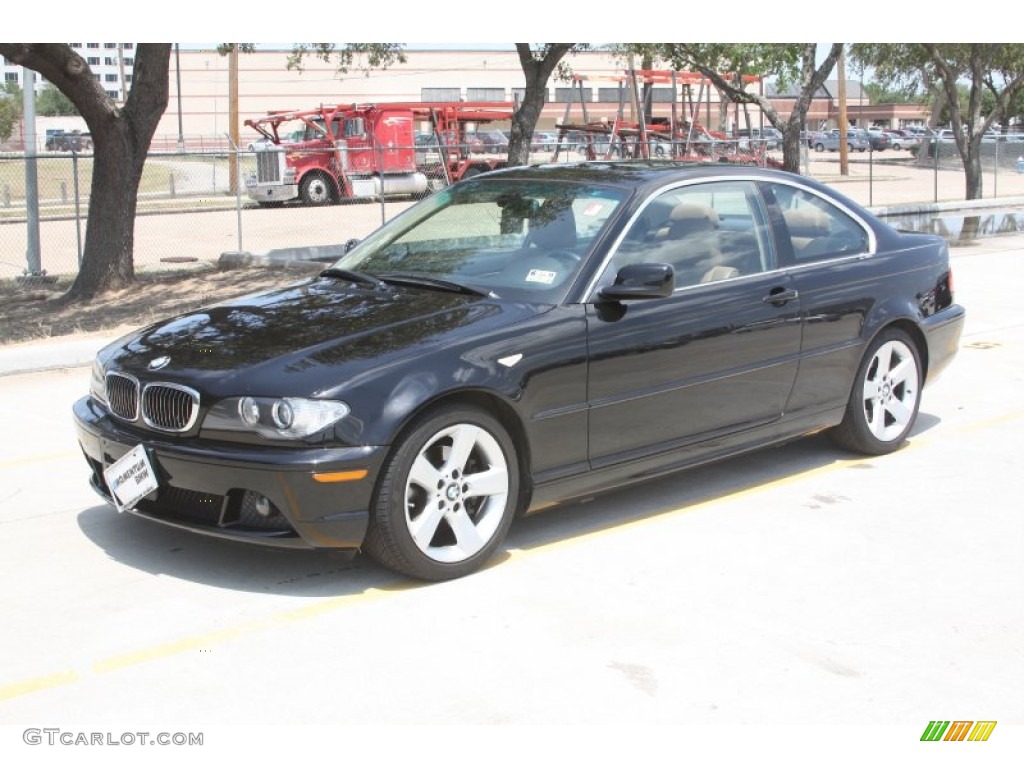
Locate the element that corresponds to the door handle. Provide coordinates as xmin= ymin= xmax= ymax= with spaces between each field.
xmin=763 ymin=287 xmax=799 ymax=306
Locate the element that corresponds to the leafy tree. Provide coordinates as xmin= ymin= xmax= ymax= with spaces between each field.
xmin=0 ymin=82 xmax=22 ymax=143
xmin=36 ymin=83 xmax=78 ymax=116
xmin=0 ymin=43 xmax=171 ymax=300
xmin=850 ymin=43 xmax=1024 ymax=199
xmin=627 ymin=43 xmax=843 ymax=173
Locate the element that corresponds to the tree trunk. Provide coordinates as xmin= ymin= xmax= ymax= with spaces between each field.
xmin=964 ymin=140 xmax=984 ymax=199
xmin=507 ymin=44 xmax=573 ymax=167
xmin=781 ymin=117 xmax=804 ymax=172
xmin=0 ymin=43 xmax=171 ymax=301
xmin=69 ymin=122 xmax=149 ymax=299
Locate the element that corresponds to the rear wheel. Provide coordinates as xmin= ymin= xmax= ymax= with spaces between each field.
xmin=830 ymin=328 xmax=922 ymax=455
xmin=363 ymin=405 xmax=520 ymax=581
xmin=815 ymin=143 xmax=825 ymax=152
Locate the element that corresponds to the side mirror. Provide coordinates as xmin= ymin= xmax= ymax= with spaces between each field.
xmin=598 ymin=263 xmax=675 ymax=301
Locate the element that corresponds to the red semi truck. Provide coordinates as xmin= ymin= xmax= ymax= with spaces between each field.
xmin=244 ymin=102 xmax=516 ymax=206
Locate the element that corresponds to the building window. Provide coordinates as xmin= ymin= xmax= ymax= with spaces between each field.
xmin=87 ymin=57 xmax=100 ymax=66
xmin=87 ymin=43 xmax=99 ymax=49
xmin=104 ymin=43 xmax=116 ymax=49
xmin=125 ymin=74 xmax=132 ymax=84
xmin=105 ymin=74 xmax=118 ymax=82
xmin=466 ymin=87 xmax=505 ymax=102
xmin=510 ymin=88 xmax=549 ymax=105
xmin=597 ymin=87 xmax=626 ymax=103
xmin=421 ymin=87 xmax=461 ymax=103
xmin=124 ymin=58 xmax=134 ymax=67
xmin=106 ymin=90 xmax=119 ymax=99
xmin=555 ymin=87 xmax=591 ymax=103
xmin=122 ymin=43 xmax=133 ymax=50
xmin=4 ymin=72 xmax=19 ymax=84
xmin=69 ymin=43 xmax=82 ymax=48
xmin=648 ymin=87 xmax=675 ymax=103
xmin=104 ymin=57 xmax=115 ymax=66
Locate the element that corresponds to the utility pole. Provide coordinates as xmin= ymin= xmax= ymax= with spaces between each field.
xmin=228 ymin=45 xmax=240 ymax=194
xmin=837 ymin=47 xmax=849 ymax=176
xmin=175 ymin=43 xmax=185 ymax=151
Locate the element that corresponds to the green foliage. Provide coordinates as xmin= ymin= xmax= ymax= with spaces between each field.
xmin=286 ymin=44 xmax=407 ymax=76
xmin=0 ymin=81 xmax=22 ymax=142
xmin=863 ymin=82 xmax=927 ymax=106
xmin=36 ymin=84 xmax=78 ymax=116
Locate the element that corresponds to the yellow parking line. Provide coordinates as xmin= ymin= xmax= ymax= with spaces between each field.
xmin=0 ymin=670 xmax=80 ymax=701
xmin=1 ymin=407 xmax=1021 ymax=704
xmin=0 ymin=451 xmax=78 ymax=469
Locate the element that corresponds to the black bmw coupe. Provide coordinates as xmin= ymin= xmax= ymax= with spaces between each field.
xmin=74 ymin=162 xmax=965 ymax=580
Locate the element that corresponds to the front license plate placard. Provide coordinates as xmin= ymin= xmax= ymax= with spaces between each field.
xmin=103 ymin=444 xmax=159 ymax=512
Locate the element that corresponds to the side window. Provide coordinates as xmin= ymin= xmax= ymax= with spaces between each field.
xmin=772 ymin=184 xmax=870 ymax=261
xmin=601 ymin=181 xmax=773 ymax=290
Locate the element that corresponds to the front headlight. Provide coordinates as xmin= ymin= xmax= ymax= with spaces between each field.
xmin=202 ymin=396 xmax=350 ymax=440
xmin=89 ymin=359 xmax=107 ymax=406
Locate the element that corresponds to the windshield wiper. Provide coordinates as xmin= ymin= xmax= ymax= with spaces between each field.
xmin=378 ymin=273 xmax=493 ymax=297
xmin=319 ymin=268 xmax=390 ymax=291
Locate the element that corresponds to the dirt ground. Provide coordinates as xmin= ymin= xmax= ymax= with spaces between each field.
xmin=0 ymin=265 xmax=316 ymax=347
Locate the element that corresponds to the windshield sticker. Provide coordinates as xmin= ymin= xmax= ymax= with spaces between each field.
xmin=583 ymin=202 xmax=605 ymax=217
xmin=525 ymin=269 xmax=557 ymax=284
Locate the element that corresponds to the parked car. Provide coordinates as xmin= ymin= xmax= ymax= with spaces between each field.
xmin=473 ymin=130 xmax=509 ymax=154
xmin=530 ymin=131 xmax=561 ymax=151
xmin=45 ymin=130 xmax=92 ymax=152
xmin=885 ymin=130 xmax=920 ymax=151
xmin=862 ymin=129 xmax=891 ymax=151
xmin=246 ymin=136 xmax=276 ymax=151
xmin=812 ymin=129 xmax=870 ymax=153
xmin=74 ymin=162 xmax=964 ymax=581
xmin=736 ymin=127 xmax=782 ymax=150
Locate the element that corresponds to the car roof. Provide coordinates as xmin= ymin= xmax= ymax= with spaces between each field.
xmin=485 ymin=160 xmax=804 ymax=193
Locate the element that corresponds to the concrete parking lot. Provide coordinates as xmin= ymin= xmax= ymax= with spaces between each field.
xmin=0 ymin=232 xmax=1022 ymax=766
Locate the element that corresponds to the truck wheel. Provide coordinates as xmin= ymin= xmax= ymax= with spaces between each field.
xmin=299 ymin=174 xmax=334 ymax=206
xmin=459 ymin=168 xmax=482 ymax=181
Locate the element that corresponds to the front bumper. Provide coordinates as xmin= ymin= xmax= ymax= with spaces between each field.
xmin=245 ymin=182 xmax=299 ymax=203
xmin=73 ymin=396 xmax=385 ymax=550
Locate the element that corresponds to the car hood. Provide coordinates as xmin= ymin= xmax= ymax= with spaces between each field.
xmin=102 ymin=276 xmax=546 ymax=397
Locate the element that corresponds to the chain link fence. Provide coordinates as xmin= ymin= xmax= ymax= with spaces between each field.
xmin=3 ymin=138 xmax=1024 ymax=284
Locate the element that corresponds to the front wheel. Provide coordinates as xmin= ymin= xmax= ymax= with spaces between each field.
xmin=830 ymin=328 xmax=922 ymax=455
xmin=815 ymin=143 xmax=825 ymax=152
xmin=363 ymin=406 xmax=521 ymax=581
xmin=299 ymin=173 xmax=334 ymax=206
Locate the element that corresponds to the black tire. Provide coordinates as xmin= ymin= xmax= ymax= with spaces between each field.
xmin=459 ymin=167 xmax=482 ymax=182
xmin=363 ymin=405 xmax=520 ymax=581
xmin=830 ymin=328 xmax=923 ymax=455
xmin=815 ymin=143 xmax=825 ymax=152
xmin=299 ymin=173 xmax=334 ymax=206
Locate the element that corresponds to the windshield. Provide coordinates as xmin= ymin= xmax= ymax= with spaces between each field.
xmin=332 ymin=177 xmax=627 ymax=302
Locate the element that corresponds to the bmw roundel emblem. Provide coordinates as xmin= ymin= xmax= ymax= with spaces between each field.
xmin=147 ymin=356 xmax=171 ymax=371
